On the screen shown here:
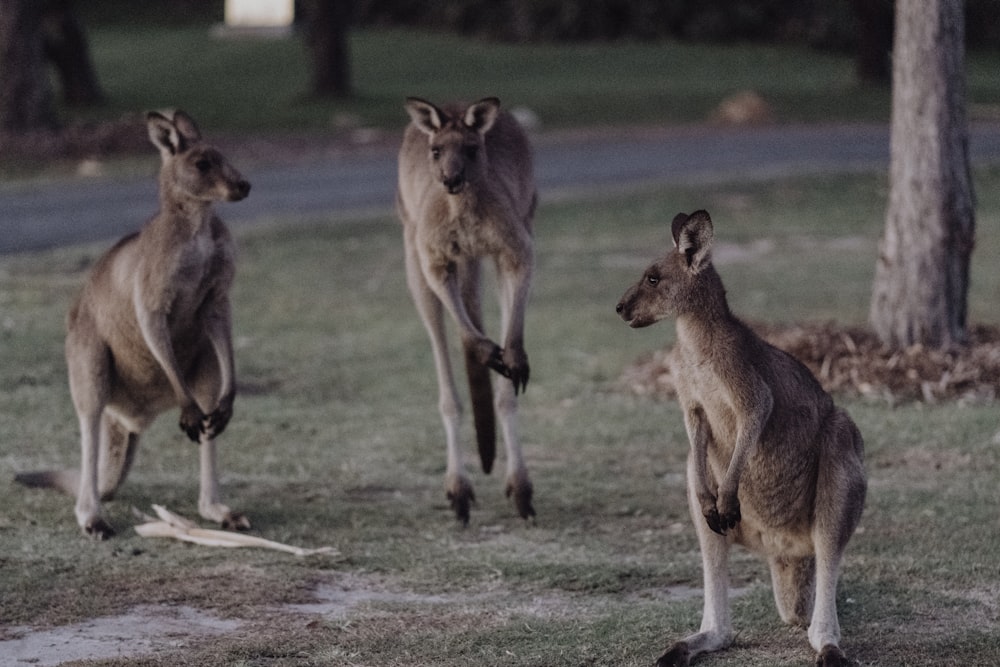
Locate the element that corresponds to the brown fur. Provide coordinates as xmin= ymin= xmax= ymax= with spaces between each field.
xmin=616 ymin=210 xmax=866 ymax=667
xmin=396 ymin=97 xmax=537 ymax=523
xmin=15 ymin=110 xmax=251 ymax=539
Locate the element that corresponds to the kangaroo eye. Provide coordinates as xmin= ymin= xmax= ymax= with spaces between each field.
xmin=646 ymin=275 xmax=660 ymax=286
xmin=195 ymin=158 xmax=212 ymax=173
xmin=431 ymin=147 xmax=441 ymax=160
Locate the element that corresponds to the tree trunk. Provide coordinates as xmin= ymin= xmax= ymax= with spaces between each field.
xmin=304 ymin=0 xmax=351 ymax=98
xmin=849 ymin=0 xmax=894 ymax=84
xmin=0 ymin=0 xmax=57 ymax=131
xmin=42 ymin=0 xmax=104 ymax=106
xmin=869 ymin=0 xmax=975 ymax=350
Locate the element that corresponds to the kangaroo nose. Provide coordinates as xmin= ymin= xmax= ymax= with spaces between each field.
xmin=443 ymin=173 xmax=465 ymax=194
xmin=234 ymin=180 xmax=251 ymax=200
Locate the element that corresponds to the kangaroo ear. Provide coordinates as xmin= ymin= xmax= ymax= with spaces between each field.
xmin=171 ymin=110 xmax=202 ymax=145
xmin=146 ymin=110 xmax=186 ymax=157
xmin=673 ymin=210 xmax=714 ymax=272
xmin=464 ymin=97 xmax=500 ymax=134
xmin=405 ymin=97 xmax=445 ymax=135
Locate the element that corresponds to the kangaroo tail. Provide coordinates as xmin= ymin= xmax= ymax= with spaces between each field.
xmin=464 ymin=347 xmax=496 ymax=474
xmin=14 ymin=469 xmax=80 ymax=496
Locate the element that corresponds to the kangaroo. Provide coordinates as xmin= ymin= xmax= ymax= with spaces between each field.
xmin=616 ymin=211 xmax=866 ymax=667
xmin=396 ymin=96 xmax=537 ymax=523
xmin=15 ymin=110 xmax=251 ymax=539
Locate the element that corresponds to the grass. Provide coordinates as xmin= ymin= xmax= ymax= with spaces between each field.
xmin=2 ymin=166 xmax=1000 ymax=666
xmin=51 ymin=26 xmax=901 ymax=134
xmin=53 ymin=24 xmax=1000 ymax=134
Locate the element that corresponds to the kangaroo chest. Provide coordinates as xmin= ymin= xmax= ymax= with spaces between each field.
xmin=422 ymin=200 xmax=509 ymax=265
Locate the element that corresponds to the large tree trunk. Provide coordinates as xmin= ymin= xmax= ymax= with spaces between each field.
xmin=303 ymin=0 xmax=351 ymax=98
xmin=42 ymin=0 xmax=104 ymax=106
xmin=869 ymin=0 xmax=975 ymax=350
xmin=0 ymin=0 xmax=57 ymax=131
xmin=849 ymin=0 xmax=894 ymax=84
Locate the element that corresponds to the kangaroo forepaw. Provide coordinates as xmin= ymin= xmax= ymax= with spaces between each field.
xmin=83 ymin=517 xmax=116 ymax=540
xmin=655 ymin=641 xmax=691 ymax=667
xmin=446 ymin=479 xmax=476 ymax=526
xmin=505 ymin=476 xmax=535 ymax=520
xmin=202 ymin=405 xmax=233 ymax=439
xmin=816 ymin=645 xmax=854 ymax=667
xmin=502 ymin=347 xmax=530 ymax=394
xmin=179 ymin=404 xmax=206 ymax=443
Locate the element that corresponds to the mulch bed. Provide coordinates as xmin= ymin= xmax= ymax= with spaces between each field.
xmin=620 ymin=321 xmax=1000 ymax=405
xmin=0 ymin=115 xmax=149 ymax=162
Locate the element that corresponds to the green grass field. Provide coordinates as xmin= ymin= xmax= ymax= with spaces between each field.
xmin=50 ymin=25 xmax=997 ymax=135
xmin=2 ymin=166 xmax=999 ymax=665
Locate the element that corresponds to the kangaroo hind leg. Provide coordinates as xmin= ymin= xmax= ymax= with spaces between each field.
xmin=189 ymin=348 xmax=249 ymax=530
xmin=97 ymin=412 xmax=140 ymax=501
xmin=768 ymin=554 xmax=815 ymax=627
xmin=404 ymin=239 xmax=474 ymax=523
xmin=494 ymin=261 xmax=533 ymax=519
xmin=808 ymin=412 xmax=866 ymax=665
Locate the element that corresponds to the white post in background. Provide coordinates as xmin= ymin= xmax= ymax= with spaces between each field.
xmin=220 ymin=0 xmax=294 ymax=36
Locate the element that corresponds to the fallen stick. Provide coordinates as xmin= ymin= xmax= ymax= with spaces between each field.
xmin=133 ymin=505 xmax=339 ymax=557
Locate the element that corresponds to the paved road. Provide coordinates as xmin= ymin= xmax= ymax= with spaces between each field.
xmin=4 ymin=122 xmax=1000 ymax=255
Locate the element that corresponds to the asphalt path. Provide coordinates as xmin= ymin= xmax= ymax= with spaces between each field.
xmin=4 ymin=122 xmax=1000 ymax=255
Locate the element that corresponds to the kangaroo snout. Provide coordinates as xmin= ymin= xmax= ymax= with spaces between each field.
xmin=442 ymin=172 xmax=465 ymax=194
xmin=615 ymin=286 xmax=654 ymax=328
xmin=228 ymin=178 xmax=251 ymax=202
xmin=615 ymin=293 xmax=633 ymax=323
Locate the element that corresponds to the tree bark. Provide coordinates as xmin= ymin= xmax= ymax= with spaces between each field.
xmin=849 ymin=0 xmax=894 ymax=84
xmin=869 ymin=0 xmax=975 ymax=350
xmin=0 ymin=0 xmax=57 ymax=131
xmin=42 ymin=0 xmax=104 ymax=106
xmin=304 ymin=0 xmax=351 ymax=98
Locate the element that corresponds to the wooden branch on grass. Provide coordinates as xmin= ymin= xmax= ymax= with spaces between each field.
xmin=133 ymin=505 xmax=339 ymax=557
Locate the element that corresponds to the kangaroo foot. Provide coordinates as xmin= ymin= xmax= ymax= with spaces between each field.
xmin=816 ymin=645 xmax=853 ymax=667
xmin=200 ymin=501 xmax=249 ymax=530
xmin=83 ymin=517 xmax=115 ymax=540
xmin=221 ymin=511 xmax=251 ymax=531
xmin=446 ymin=477 xmax=476 ymax=525
xmin=655 ymin=641 xmax=691 ymax=667
xmin=505 ymin=474 xmax=535 ymax=520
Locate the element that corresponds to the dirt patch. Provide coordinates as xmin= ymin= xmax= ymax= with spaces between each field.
xmin=620 ymin=321 xmax=1000 ymax=405
xmin=0 ymin=570 xmax=753 ymax=666
xmin=0 ymin=605 xmax=242 ymax=666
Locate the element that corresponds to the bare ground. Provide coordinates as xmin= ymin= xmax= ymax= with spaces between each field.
xmin=620 ymin=321 xmax=1000 ymax=405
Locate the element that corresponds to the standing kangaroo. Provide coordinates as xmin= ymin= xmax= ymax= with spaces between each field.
xmin=616 ymin=211 xmax=866 ymax=667
xmin=15 ymin=110 xmax=251 ymax=539
xmin=396 ymin=96 xmax=537 ymax=523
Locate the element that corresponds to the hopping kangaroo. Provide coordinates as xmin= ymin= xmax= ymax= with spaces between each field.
xmin=16 ymin=110 xmax=251 ymax=539
xmin=616 ymin=211 xmax=866 ymax=667
xmin=396 ymin=96 xmax=537 ymax=523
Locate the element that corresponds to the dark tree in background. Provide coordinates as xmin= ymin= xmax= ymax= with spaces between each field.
xmin=42 ymin=0 xmax=104 ymax=106
xmin=870 ymin=0 xmax=974 ymax=350
xmin=0 ymin=0 xmax=102 ymax=132
xmin=303 ymin=0 xmax=352 ymax=98
xmin=848 ymin=0 xmax=894 ymax=83
xmin=0 ymin=0 xmax=57 ymax=131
